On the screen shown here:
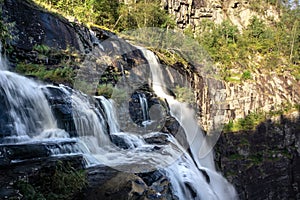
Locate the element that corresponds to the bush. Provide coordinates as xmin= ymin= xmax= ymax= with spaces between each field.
xmin=33 ymin=44 xmax=51 ymax=55
xmin=241 ymin=70 xmax=252 ymax=80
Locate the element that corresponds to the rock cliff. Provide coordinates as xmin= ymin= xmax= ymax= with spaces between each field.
xmin=215 ymin=112 xmax=300 ymax=199
xmin=163 ymin=0 xmax=280 ymax=31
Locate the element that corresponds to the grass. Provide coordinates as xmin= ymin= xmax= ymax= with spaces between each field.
xmin=16 ymin=62 xmax=75 ymax=85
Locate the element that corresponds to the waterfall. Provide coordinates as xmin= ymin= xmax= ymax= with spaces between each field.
xmin=96 ymin=96 xmax=120 ymax=134
xmin=45 ymin=85 xmax=111 ymax=149
xmin=140 ymin=47 xmax=214 ymax=169
xmin=0 ymin=43 xmax=237 ymax=199
xmin=139 ymin=47 xmax=238 ymax=200
xmin=0 ymin=65 xmax=58 ymax=142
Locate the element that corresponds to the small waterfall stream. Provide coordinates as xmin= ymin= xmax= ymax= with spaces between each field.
xmin=138 ymin=93 xmax=150 ymax=122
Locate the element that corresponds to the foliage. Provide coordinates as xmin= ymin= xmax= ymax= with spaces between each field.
xmin=16 ymin=63 xmax=75 ymax=85
xmin=223 ymin=102 xmax=300 ymax=133
xmin=241 ymin=70 xmax=252 ymax=80
xmin=223 ymin=111 xmax=266 ymax=132
xmin=116 ymin=0 xmax=175 ymax=31
xmin=16 ymin=161 xmax=87 ymax=200
xmin=33 ymin=44 xmax=51 ymax=55
xmin=0 ymin=0 xmax=14 ymax=49
xmin=34 ymin=0 xmax=175 ymax=31
xmin=173 ymin=85 xmax=195 ymax=104
xmin=196 ymin=4 xmax=300 ymax=80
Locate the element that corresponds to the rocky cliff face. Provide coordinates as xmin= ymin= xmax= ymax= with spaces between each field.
xmin=198 ymin=72 xmax=300 ymax=130
xmin=163 ymin=0 xmax=279 ymax=31
xmin=215 ymin=112 xmax=300 ymax=200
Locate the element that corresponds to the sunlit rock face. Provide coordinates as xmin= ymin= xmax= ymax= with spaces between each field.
xmin=163 ymin=0 xmax=279 ymax=30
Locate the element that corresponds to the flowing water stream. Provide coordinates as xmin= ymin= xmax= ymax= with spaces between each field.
xmin=0 ymin=46 xmax=237 ymax=199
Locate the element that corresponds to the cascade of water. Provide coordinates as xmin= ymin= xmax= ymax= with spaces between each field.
xmin=0 ymin=41 xmax=237 ymax=199
xmin=46 ymin=85 xmax=111 ymax=148
xmin=96 ymin=96 xmax=120 ymax=134
xmin=0 ymin=71 xmax=57 ymax=141
xmin=139 ymin=47 xmax=238 ymax=200
xmin=140 ymin=48 xmax=214 ymax=169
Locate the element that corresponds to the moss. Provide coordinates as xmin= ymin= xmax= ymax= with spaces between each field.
xmin=16 ymin=63 xmax=75 ymax=85
xmin=15 ymin=161 xmax=87 ymax=200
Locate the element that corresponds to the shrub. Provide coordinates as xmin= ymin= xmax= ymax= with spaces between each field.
xmin=241 ymin=70 xmax=252 ymax=80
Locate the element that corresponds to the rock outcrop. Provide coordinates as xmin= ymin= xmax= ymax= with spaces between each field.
xmin=163 ymin=0 xmax=280 ymax=31
xmin=215 ymin=113 xmax=300 ymax=200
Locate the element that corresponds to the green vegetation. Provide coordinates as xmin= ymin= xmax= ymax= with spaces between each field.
xmin=33 ymin=0 xmax=175 ymax=31
xmin=15 ymin=161 xmax=87 ymax=200
xmin=0 ymin=0 xmax=14 ymax=49
xmin=14 ymin=0 xmax=298 ymax=83
xmin=16 ymin=63 xmax=75 ymax=85
xmin=196 ymin=2 xmax=300 ymax=81
xmin=33 ymin=44 xmax=51 ymax=55
xmin=14 ymin=44 xmax=81 ymax=85
xmin=223 ymin=111 xmax=266 ymax=132
xmin=223 ymin=103 xmax=300 ymax=132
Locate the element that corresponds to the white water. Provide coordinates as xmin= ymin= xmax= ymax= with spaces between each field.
xmin=0 ymin=45 xmax=237 ymax=199
xmin=45 ymin=85 xmax=111 ymax=148
xmin=139 ymin=47 xmax=238 ymax=200
xmin=96 ymin=96 xmax=120 ymax=134
xmin=141 ymin=48 xmax=215 ymax=169
xmin=0 ymin=72 xmax=57 ymax=139
xmin=138 ymin=93 xmax=150 ymax=122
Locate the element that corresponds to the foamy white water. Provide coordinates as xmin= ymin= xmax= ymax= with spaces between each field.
xmin=139 ymin=47 xmax=238 ymax=200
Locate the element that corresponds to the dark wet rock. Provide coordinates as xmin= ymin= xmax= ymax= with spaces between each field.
xmin=42 ymin=86 xmax=78 ymax=137
xmin=215 ymin=115 xmax=300 ymax=200
xmin=0 ymin=154 xmax=85 ymax=199
xmin=144 ymin=132 xmax=170 ymax=145
xmin=0 ymin=141 xmax=79 ymax=165
xmin=3 ymin=0 xmax=84 ymax=51
xmin=110 ymin=134 xmax=134 ymax=149
xmin=83 ymin=167 xmax=176 ymax=200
